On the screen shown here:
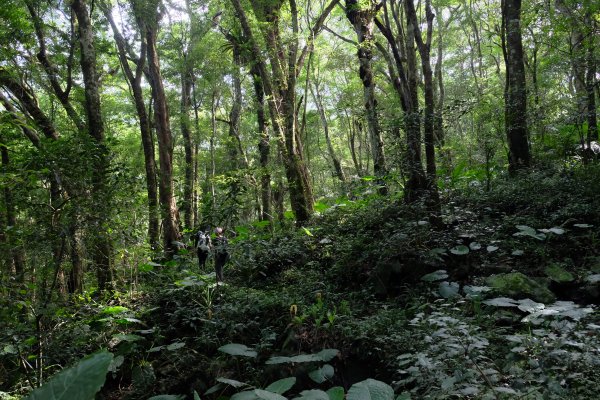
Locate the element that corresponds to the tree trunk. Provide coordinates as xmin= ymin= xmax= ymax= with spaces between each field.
xmin=72 ymin=0 xmax=114 ymax=292
xmin=230 ymin=0 xmax=338 ymax=225
xmin=311 ymin=80 xmax=346 ymax=182
xmin=68 ymin=224 xmax=84 ymax=294
xmin=251 ymin=64 xmax=272 ymax=222
xmin=181 ymin=65 xmax=194 ymax=230
xmin=405 ymin=0 xmax=441 ymax=217
xmin=1 ymin=140 xmax=25 ymax=282
xmin=374 ymin=1 xmax=428 ymax=203
xmin=502 ymin=0 xmax=530 ymax=173
xmin=141 ymin=1 xmax=181 ymax=256
xmin=345 ymin=0 xmax=387 ymax=194
xmin=102 ymin=4 xmax=159 ymax=250
xmin=585 ymin=11 xmax=597 ymax=143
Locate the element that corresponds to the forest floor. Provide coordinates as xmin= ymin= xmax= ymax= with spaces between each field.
xmin=3 ymin=166 xmax=600 ymax=400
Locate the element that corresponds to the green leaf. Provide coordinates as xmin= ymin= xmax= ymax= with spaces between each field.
xmin=204 ymin=383 xmax=224 ymax=395
xmin=483 ymin=297 xmax=518 ymax=307
xmin=301 ymin=227 xmax=314 ymax=236
xmin=438 ymin=282 xmax=460 ymax=299
xmin=585 ymin=274 xmax=600 ymax=283
xmin=420 ymin=270 xmax=448 ymax=282
xmin=315 ymin=349 xmax=339 ymax=362
xmin=347 ymin=379 xmax=394 ymax=400
xmin=314 ymin=201 xmax=330 ymax=213
xmin=469 ymin=242 xmax=481 ymax=250
xmin=573 ymin=223 xmax=593 ymax=228
xmin=255 ymin=389 xmax=287 ymax=400
xmin=265 ymin=377 xmax=296 ymax=394
xmin=292 ymin=389 xmax=329 ymax=400
xmin=486 ymin=245 xmax=499 ymax=252
xmin=230 ymin=391 xmax=259 ymax=400
xmin=217 ymin=377 xmax=249 ymax=388
xmin=265 ymin=356 xmax=291 ymax=365
xmin=147 ymin=396 xmax=184 ymax=400
xmin=266 ymin=349 xmax=338 ymax=365
xmin=514 ymin=225 xmax=546 ymax=240
xmin=463 ymin=285 xmax=491 ymax=299
xmin=166 ymin=342 xmax=185 ymax=351
xmin=450 ymin=245 xmax=469 ymax=255
xmin=112 ymin=334 xmax=143 ymax=343
xmin=193 ymin=390 xmax=201 ymax=400
xmin=138 ymin=263 xmax=154 ymax=272
xmin=326 ymin=387 xmax=344 ymax=400
xmin=26 ymin=350 xmax=113 ymax=400
xmin=100 ymin=306 xmax=129 ymax=315
xmin=308 ymin=364 xmax=334 ymax=384
xmin=218 ymin=343 xmax=257 ymax=358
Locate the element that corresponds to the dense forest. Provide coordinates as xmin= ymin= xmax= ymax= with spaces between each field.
xmin=1 ymin=0 xmax=599 ymax=399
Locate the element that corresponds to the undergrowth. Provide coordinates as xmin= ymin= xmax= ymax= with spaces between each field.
xmin=2 ymin=165 xmax=599 ymax=399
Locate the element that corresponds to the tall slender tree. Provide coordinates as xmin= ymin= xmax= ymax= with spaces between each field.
xmin=101 ymin=2 xmax=160 ymax=251
xmin=229 ymin=0 xmax=338 ymax=224
xmin=501 ymin=0 xmax=530 ymax=172
xmin=133 ymin=0 xmax=181 ymax=255
xmin=345 ymin=0 xmax=387 ymax=193
xmin=72 ymin=0 xmax=114 ymax=292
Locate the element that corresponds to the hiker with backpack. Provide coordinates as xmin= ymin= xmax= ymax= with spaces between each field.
xmin=213 ymin=227 xmax=229 ymax=282
xmin=194 ymin=228 xmax=212 ymax=270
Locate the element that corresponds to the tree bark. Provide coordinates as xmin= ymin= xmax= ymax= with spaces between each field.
xmin=584 ymin=11 xmax=597 ymax=143
xmin=374 ymin=1 xmax=427 ymax=203
xmin=0 ymin=140 xmax=25 ymax=282
xmin=230 ymin=0 xmax=337 ymax=225
xmin=72 ymin=0 xmax=114 ymax=292
xmin=502 ymin=0 xmax=530 ymax=173
xmin=181 ymin=63 xmax=195 ymax=230
xmin=102 ymin=3 xmax=160 ymax=250
xmin=345 ymin=0 xmax=387 ymax=194
xmin=311 ymin=79 xmax=346 ymax=182
xmin=139 ymin=0 xmax=181 ymax=256
xmin=251 ymin=64 xmax=272 ymax=222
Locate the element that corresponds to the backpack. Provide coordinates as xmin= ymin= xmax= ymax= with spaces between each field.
xmin=213 ymin=235 xmax=228 ymax=255
xmin=197 ymin=232 xmax=209 ymax=251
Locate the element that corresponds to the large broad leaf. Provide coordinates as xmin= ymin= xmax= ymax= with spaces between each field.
xmin=230 ymin=390 xmax=287 ymax=400
xmin=585 ymin=274 xmax=600 ymax=283
xmin=26 ymin=350 xmax=113 ymax=400
xmin=483 ymin=297 xmax=518 ymax=307
xmin=326 ymin=387 xmax=345 ymax=400
xmin=254 ymin=389 xmax=288 ymax=400
xmin=218 ymin=343 xmax=257 ymax=358
xmin=230 ymin=391 xmax=261 ymax=400
xmin=292 ymin=389 xmax=330 ymax=400
xmin=265 ymin=377 xmax=296 ymax=394
xmin=217 ymin=377 xmax=249 ymax=388
xmin=438 ymin=282 xmax=460 ymax=299
xmin=463 ymin=285 xmax=491 ymax=299
xmin=347 ymin=379 xmax=394 ymax=400
xmin=308 ymin=364 xmax=334 ymax=384
xmin=266 ymin=349 xmax=338 ymax=365
xmin=420 ymin=270 xmax=448 ymax=282
xmin=450 ymin=245 xmax=469 ymax=255
xmin=513 ymin=225 xmax=546 ymax=240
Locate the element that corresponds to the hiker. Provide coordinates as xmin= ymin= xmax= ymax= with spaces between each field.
xmin=195 ymin=228 xmax=212 ymax=270
xmin=213 ymin=227 xmax=229 ymax=282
